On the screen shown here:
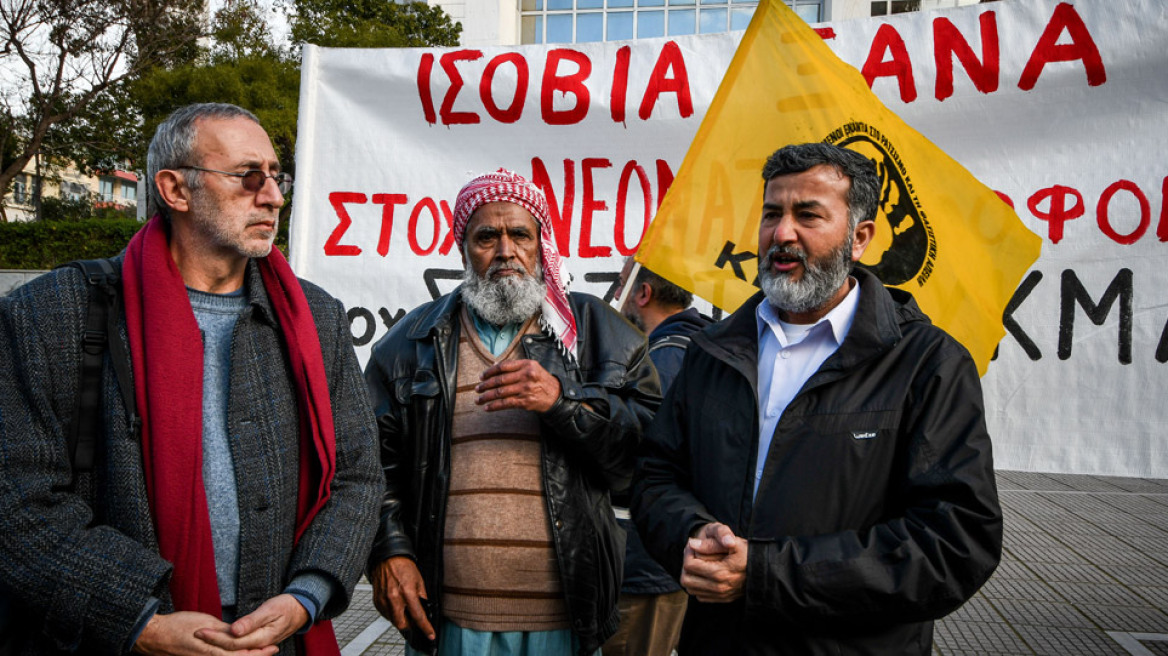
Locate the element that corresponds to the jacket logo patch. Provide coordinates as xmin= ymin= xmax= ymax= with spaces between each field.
xmin=852 ymin=431 xmax=878 ymax=440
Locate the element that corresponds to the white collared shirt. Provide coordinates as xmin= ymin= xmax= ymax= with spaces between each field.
xmin=753 ymin=280 xmax=861 ymax=499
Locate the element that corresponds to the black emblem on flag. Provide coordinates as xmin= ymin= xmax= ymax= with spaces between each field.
xmin=827 ymin=125 xmax=937 ymax=287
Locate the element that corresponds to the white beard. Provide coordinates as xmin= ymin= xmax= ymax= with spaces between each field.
xmin=461 ymin=261 xmax=546 ymax=326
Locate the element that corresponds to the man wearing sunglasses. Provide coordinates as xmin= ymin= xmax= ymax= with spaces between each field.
xmin=0 ymin=103 xmax=381 ymax=655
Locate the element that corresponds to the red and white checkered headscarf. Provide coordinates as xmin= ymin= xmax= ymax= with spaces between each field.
xmin=453 ymin=168 xmax=578 ymax=360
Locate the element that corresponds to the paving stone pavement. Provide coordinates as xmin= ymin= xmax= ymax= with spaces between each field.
xmin=333 ymin=470 xmax=1168 ymax=655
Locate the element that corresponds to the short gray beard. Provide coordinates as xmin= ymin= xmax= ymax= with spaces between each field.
xmin=758 ymin=235 xmax=853 ymax=316
xmin=189 ymin=186 xmax=276 ymax=259
xmin=622 ymin=306 xmax=646 ymax=333
xmin=461 ymin=261 xmax=546 ymax=326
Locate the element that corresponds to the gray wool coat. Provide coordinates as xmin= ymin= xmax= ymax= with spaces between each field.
xmin=0 ymin=258 xmax=382 ymax=655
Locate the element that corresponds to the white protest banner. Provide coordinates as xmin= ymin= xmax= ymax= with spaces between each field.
xmin=291 ymin=0 xmax=1168 ymax=478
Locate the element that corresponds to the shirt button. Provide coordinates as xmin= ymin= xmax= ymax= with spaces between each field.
xmin=780 ymin=349 xmax=791 ymax=359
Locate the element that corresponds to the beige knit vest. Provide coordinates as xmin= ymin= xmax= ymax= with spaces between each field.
xmin=441 ymin=309 xmax=569 ymax=632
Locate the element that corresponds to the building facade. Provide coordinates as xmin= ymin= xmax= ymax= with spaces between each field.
xmin=440 ymin=0 xmax=986 ymax=47
xmin=3 ymin=161 xmax=139 ymax=223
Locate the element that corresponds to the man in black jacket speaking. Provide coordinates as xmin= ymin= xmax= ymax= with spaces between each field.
xmin=631 ymin=143 xmax=1002 ymax=655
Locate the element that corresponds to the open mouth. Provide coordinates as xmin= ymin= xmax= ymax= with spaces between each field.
xmin=767 ymin=248 xmax=805 ymax=274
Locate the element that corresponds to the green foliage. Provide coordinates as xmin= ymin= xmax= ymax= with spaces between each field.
xmin=0 ymin=219 xmax=143 ymax=269
xmin=2 ymin=0 xmax=461 ymax=232
xmin=40 ymin=85 xmax=144 ymax=176
xmin=39 ymin=195 xmax=137 ymax=222
xmin=38 ymin=196 xmax=96 ymax=222
xmin=0 ymin=0 xmax=205 ymax=211
xmin=0 ymin=217 xmax=289 ymax=269
xmin=133 ymin=55 xmax=302 ymax=166
xmin=288 ymin=0 xmax=461 ymax=48
xmin=210 ymin=0 xmax=280 ymax=62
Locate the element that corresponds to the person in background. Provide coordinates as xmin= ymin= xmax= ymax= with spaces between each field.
xmin=603 ymin=258 xmax=713 ymax=656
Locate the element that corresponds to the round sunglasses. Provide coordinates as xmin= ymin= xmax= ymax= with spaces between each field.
xmin=177 ymin=165 xmax=293 ymax=195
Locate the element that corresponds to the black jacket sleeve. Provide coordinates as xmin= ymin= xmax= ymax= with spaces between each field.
xmin=363 ymin=334 xmax=419 ymax=568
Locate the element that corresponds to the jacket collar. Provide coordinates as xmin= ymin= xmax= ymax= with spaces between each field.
xmin=820 ymin=267 xmax=908 ymax=374
xmin=406 ymin=286 xmax=463 ymax=340
xmin=242 ymin=258 xmax=277 ymax=326
xmin=694 ymin=268 xmax=920 ymax=385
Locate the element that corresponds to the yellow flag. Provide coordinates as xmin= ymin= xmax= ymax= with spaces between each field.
xmin=638 ymin=0 xmax=1042 ymax=376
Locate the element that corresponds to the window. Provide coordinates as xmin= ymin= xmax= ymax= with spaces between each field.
xmin=100 ymin=179 xmax=114 ymax=202
xmin=122 ymin=182 xmax=137 ymax=202
xmin=870 ymin=0 xmax=919 ymax=16
xmin=61 ymin=182 xmax=86 ymax=201
xmin=520 ymin=0 xmax=821 ymax=44
xmin=12 ymin=180 xmax=26 ymax=205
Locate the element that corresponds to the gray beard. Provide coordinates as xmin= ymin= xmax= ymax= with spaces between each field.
xmin=622 ymin=307 xmax=646 ymax=333
xmin=461 ymin=262 xmax=546 ymax=326
xmin=758 ymin=236 xmax=853 ymax=315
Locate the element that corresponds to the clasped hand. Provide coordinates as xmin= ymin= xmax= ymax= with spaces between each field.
xmin=133 ymin=594 xmax=308 ymax=656
xmin=681 ymin=522 xmax=748 ymax=603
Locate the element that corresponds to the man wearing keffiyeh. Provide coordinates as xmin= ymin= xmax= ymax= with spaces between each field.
xmin=364 ymin=169 xmax=662 ymax=656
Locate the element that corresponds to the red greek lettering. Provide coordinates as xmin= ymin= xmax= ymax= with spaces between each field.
xmin=1096 ymin=180 xmax=1150 ymax=245
xmin=639 ymin=41 xmax=693 ymax=120
xmin=1028 ymin=184 xmax=1085 ymax=244
xmin=579 ymin=158 xmax=612 ymax=257
xmin=542 ymin=49 xmax=592 ymax=125
xmin=481 ymin=53 xmax=528 ymax=124
xmin=615 ymin=161 xmax=651 ymax=255
xmin=862 ymin=24 xmax=917 ymax=103
xmin=934 ymin=12 xmax=999 ymax=102
xmin=1019 ymin=3 xmax=1105 ymax=91
xmin=439 ymin=50 xmax=484 ymax=125
xmin=324 ymin=192 xmax=366 ymax=256
xmin=371 ymin=193 xmax=408 ymax=257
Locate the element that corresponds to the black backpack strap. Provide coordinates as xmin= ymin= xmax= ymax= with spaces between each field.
xmin=57 ymin=259 xmax=137 ymax=476
xmin=648 ymin=333 xmax=692 ymax=354
xmin=106 ymin=291 xmax=139 ymax=438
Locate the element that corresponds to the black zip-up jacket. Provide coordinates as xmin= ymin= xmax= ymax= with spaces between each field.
xmin=364 ymin=289 xmax=661 ymax=655
xmin=631 ymin=269 xmax=1002 ymax=655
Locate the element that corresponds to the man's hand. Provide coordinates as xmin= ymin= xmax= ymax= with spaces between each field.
xmin=681 ymin=522 xmax=748 ymax=603
xmin=477 ymin=359 xmax=561 ymax=413
xmin=132 ymin=611 xmax=277 ymax=656
xmin=195 ymin=594 xmax=307 ymax=651
xmin=370 ymin=556 xmax=436 ymax=641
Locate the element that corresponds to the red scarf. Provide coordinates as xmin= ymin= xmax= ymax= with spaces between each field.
xmin=122 ymin=215 xmax=340 ymax=654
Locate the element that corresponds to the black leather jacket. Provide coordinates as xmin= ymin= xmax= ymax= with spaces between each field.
xmin=364 ymin=289 xmax=661 ymax=655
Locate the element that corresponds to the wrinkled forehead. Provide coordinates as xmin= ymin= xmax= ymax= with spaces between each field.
xmin=192 ymin=116 xmax=277 ymax=165
xmin=466 ymin=201 xmax=539 ymax=234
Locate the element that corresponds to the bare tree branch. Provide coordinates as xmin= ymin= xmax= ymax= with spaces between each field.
xmin=0 ymin=0 xmax=202 ymax=220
